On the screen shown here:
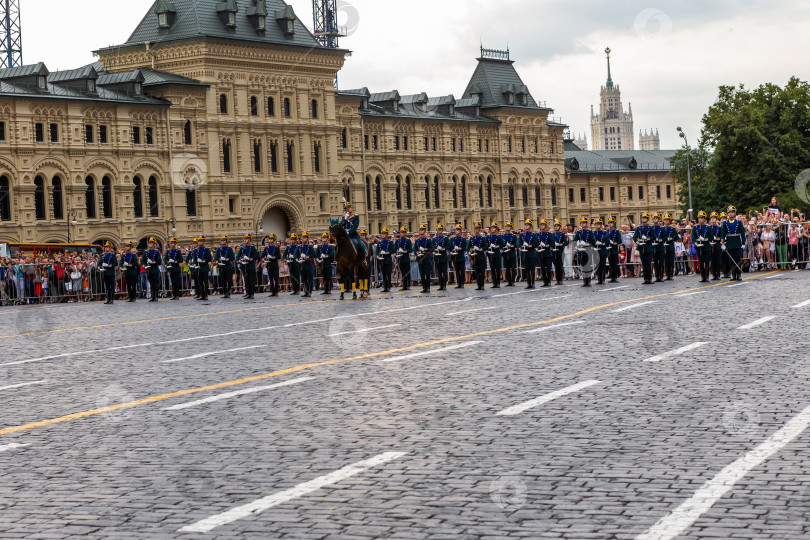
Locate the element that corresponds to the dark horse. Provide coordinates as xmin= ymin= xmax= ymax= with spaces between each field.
xmin=329 ymin=220 xmax=371 ymax=300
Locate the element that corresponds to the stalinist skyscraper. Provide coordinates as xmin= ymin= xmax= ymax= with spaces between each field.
xmin=590 ymin=48 xmax=635 ymax=151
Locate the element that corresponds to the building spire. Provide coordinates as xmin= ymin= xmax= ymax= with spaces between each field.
xmin=605 ymin=47 xmax=613 ymax=89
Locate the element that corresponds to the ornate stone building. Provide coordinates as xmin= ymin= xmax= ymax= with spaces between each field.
xmin=0 ymin=1 xmax=679 ymax=248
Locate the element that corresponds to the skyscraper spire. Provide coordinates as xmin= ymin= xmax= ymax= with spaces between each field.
xmin=605 ymin=47 xmax=613 ymax=89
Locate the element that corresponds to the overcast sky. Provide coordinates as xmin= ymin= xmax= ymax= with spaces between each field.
xmin=23 ymin=0 xmax=810 ymax=149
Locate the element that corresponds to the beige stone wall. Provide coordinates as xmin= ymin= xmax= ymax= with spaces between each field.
xmin=566 ymin=171 xmax=679 ymax=224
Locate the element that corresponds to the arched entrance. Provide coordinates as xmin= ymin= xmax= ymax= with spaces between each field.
xmin=261 ymin=206 xmax=291 ymax=239
xmin=137 ymin=237 xmax=163 ymax=252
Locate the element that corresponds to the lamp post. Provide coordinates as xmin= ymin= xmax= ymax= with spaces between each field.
xmin=167 ymin=218 xmax=177 ymax=241
xmin=676 ymin=127 xmax=693 ymax=221
xmin=66 ymin=209 xmax=78 ymax=243
xmin=256 ymin=220 xmax=265 ymax=237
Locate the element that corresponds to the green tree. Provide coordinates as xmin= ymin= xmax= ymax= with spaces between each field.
xmin=670 ymin=144 xmax=718 ymax=216
xmin=700 ymin=77 xmax=810 ymax=213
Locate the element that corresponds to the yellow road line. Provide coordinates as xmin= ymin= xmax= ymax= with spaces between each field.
xmin=0 ymin=272 xmax=778 ymax=437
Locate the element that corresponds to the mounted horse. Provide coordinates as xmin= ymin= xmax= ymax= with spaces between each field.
xmin=329 ymin=218 xmax=371 ymax=300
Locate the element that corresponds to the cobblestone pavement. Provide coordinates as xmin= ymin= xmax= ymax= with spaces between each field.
xmin=0 ymin=271 xmax=809 ymax=539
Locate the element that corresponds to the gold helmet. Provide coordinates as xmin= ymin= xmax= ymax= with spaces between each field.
xmin=105 ymin=241 xmax=114 ymax=248
xmin=169 ymin=236 xmax=178 ymax=243
xmin=455 ymin=224 xmax=463 ymax=230
xmin=525 ymin=219 xmax=534 ymax=227
xmin=653 ymin=212 xmax=662 ymax=219
xmin=580 ymin=217 xmax=589 ymax=223
xmin=698 ymin=211 xmax=708 ymax=219
xmin=359 ymin=228 xmax=368 ymax=235
xmin=554 ymin=219 xmax=562 ymax=227
xmin=710 ymin=211 xmax=719 ymax=218
xmin=419 ymin=224 xmax=427 ymax=230
xmin=125 ymin=241 xmax=135 ymax=248
xmin=343 ymin=201 xmax=352 ymax=210
xmin=244 ymin=233 xmax=252 ymax=240
xmin=290 ymin=233 xmax=298 ymax=239
xmin=302 ymin=231 xmax=310 ymax=238
xmin=474 ymin=221 xmax=484 ymax=229
xmin=727 ymin=205 xmax=736 ymax=213
xmin=381 ymin=227 xmax=390 ymax=234
xmin=221 ymin=235 xmax=229 ymax=242
xmin=539 ymin=219 xmax=549 ymax=226
xmin=607 ymin=217 xmax=616 ymax=223
xmin=269 ymin=233 xmax=277 ymax=241
xmin=491 ymin=222 xmax=499 ymax=229
xmin=322 ymin=232 xmax=330 ymax=238
xmin=400 ymin=227 xmax=408 ymax=233
xmin=437 ymin=223 xmax=445 ymax=230
xmin=663 ymin=213 xmax=672 ymax=220
xmin=197 ymin=235 xmax=206 ymax=242
xmin=641 ymin=212 xmax=651 ymax=220
xmin=505 ymin=221 xmax=514 ymax=228
xmin=148 ymin=237 xmax=158 ymax=244
xmin=594 ymin=218 xmax=604 ymax=225
xmin=720 ymin=212 xmax=728 ymax=218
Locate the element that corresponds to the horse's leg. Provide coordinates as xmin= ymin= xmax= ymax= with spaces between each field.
xmin=351 ymin=269 xmax=358 ymax=300
xmin=339 ymin=270 xmax=345 ymax=300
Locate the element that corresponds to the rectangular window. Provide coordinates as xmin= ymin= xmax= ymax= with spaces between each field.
xmin=628 ymin=186 xmax=633 ymax=201
xmin=638 ymin=186 xmax=644 ymax=199
xmin=311 ymin=99 xmax=318 ymax=119
xmin=268 ymin=97 xmax=275 ymax=116
xmin=656 ymin=185 xmax=661 ymax=199
xmin=35 ymin=123 xmax=44 ymax=142
xmin=145 ymin=127 xmax=154 ymax=145
xmin=424 ymin=137 xmax=429 ymax=151
xmin=313 ymin=143 xmax=321 ymax=173
xmin=431 ymin=137 xmax=437 ymax=151
xmin=372 ymin=135 xmax=378 ymax=150
xmin=0 ymin=121 xmax=4 ymax=141
xmin=394 ymin=136 xmax=400 ymax=151
xmin=551 ymin=186 xmax=557 ymax=207
xmin=521 ymin=136 xmax=526 ymax=153
xmin=568 ymin=188 xmax=574 ymax=204
xmin=132 ymin=126 xmax=141 ymax=145
xmin=580 ymin=187 xmax=586 ymax=203
xmin=599 ymin=187 xmax=604 ymax=202
xmin=403 ymin=136 xmax=408 ymax=151
xmin=478 ymin=138 xmax=482 ymax=152
xmin=610 ymin=186 xmax=616 ymax=201
xmin=507 ymin=136 xmax=512 ymax=153
xmin=364 ymin=134 xmax=369 ymax=150
xmin=666 ymin=185 xmax=672 ymax=199
xmin=99 ymin=125 xmax=108 ymax=144
xmin=228 ymin=197 xmax=236 ymax=214
xmin=270 ymin=142 xmax=278 ymax=173
xmin=459 ymin=138 xmax=464 ymax=152
xmin=485 ymin=139 xmax=490 ymax=152
xmin=341 ymin=128 xmax=347 ymax=149
xmin=451 ymin=138 xmax=456 ymax=152
xmin=85 ymin=125 xmax=94 ymax=144
xmin=50 ymin=123 xmax=59 ymax=142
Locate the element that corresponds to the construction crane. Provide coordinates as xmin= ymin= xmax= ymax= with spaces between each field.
xmin=0 ymin=0 xmax=22 ymax=68
xmin=312 ymin=0 xmax=343 ymax=49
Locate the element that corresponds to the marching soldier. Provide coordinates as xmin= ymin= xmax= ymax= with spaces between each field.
xmin=593 ymin=218 xmax=609 ymax=285
xmin=120 ymin=241 xmax=139 ymax=302
xmin=376 ymin=228 xmax=395 ymax=292
xmin=502 ymin=221 xmax=519 ymax=286
xmin=469 ymin=222 xmax=490 ymax=290
xmin=574 ymin=217 xmax=596 ymax=287
xmin=194 ymin=236 xmax=212 ymax=300
xmin=692 ymin=211 xmax=714 ymax=282
xmin=262 ymin=234 xmax=283 ymax=297
xmin=396 ymin=227 xmax=413 ymax=291
xmin=451 ymin=224 xmax=468 ymax=288
xmin=537 ymin=219 xmax=555 ymax=287
xmin=186 ymin=238 xmax=200 ymax=299
xmin=552 ymin=220 xmax=568 ymax=285
xmin=606 ymin=217 xmax=622 ymax=283
xmin=318 ymin=232 xmax=336 ymax=294
xmin=238 ymin=233 xmax=260 ymax=299
xmin=518 ymin=219 xmax=539 ymax=289
xmin=299 ymin=232 xmax=315 ymax=297
xmin=433 ymin=224 xmax=451 ymax=291
xmin=286 ymin=234 xmax=301 ymax=295
xmin=215 ymin=235 xmax=236 ymax=299
xmin=164 ymin=237 xmax=184 ymax=300
xmin=100 ymin=241 xmax=118 ymax=305
xmin=487 ymin=222 xmax=504 ymax=288
xmin=358 ymin=228 xmax=371 ymax=295
xmin=719 ymin=211 xmax=731 ymax=278
xmin=340 ymin=202 xmax=368 ymax=265
xmin=141 ymin=237 xmax=163 ymax=302
xmin=633 ymin=212 xmax=654 ymax=285
xmin=662 ymin=213 xmax=679 ymax=280
xmin=651 ymin=213 xmax=665 ymax=282
xmin=414 ymin=224 xmax=434 ymax=293
xmin=709 ymin=211 xmax=723 ymax=280
xmin=720 ymin=206 xmax=746 ymax=282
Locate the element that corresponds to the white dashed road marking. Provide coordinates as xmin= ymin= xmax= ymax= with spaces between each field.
xmin=446 ymin=306 xmax=499 ymax=316
xmin=164 ymin=377 xmax=315 ymax=411
xmin=179 ymin=452 xmax=407 ymax=533
xmin=599 ymin=286 xmax=630 ymax=292
xmin=0 ymin=380 xmax=48 ymax=392
xmin=792 ymin=299 xmax=810 ymax=309
xmin=380 ymin=341 xmax=484 ymax=363
xmin=675 ymin=291 xmax=706 ymax=298
xmin=328 ymin=324 xmax=399 ymax=337
xmin=613 ymin=301 xmax=657 ymax=313
xmin=496 ymin=381 xmax=601 ymax=416
xmin=636 ymin=402 xmax=810 ymax=540
xmin=0 ymin=443 xmax=29 ymax=453
xmin=643 ymin=342 xmax=709 ymax=363
xmin=736 ymin=316 xmax=776 ymax=331
xmin=162 ymin=345 xmax=264 ymax=364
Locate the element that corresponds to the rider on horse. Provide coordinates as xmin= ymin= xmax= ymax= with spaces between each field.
xmin=340 ymin=202 xmax=368 ymax=266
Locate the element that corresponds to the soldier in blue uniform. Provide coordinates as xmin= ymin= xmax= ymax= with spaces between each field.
xmin=414 ymin=224 xmax=435 ymax=294
xmin=552 ymin=220 xmax=568 ymax=285
xmin=662 ymin=213 xmax=679 ymax=280
xmin=186 ymin=238 xmax=200 ymax=299
xmin=650 ymin=213 xmax=665 ymax=282
xmin=692 ymin=211 xmax=713 ymax=282
xmin=164 ymin=236 xmax=184 ymax=300
xmin=469 ymin=222 xmax=490 ymax=290
xmin=262 ymin=234 xmax=282 ymax=296
xmin=719 ymin=212 xmax=731 ymax=278
xmin=395 ymin=227 xmax=413 ymax=291
xmin=574 ymin=217 xmax=596 ymax=287
xmin=340 ymin=202 xmax=367 ymax=266
xmin=593 ymin=218 xmax=609 ymax=285
xmin=286 ymin=234 xmax=301 ymax=295
xmin=720 ymin=206 xmax=746 ymax=282
xmin=318 ymin=232 xmax=336 ymax=294
xmin=238 ymin=233 xmax=260 ymax=299
xmin=606 ymin=217 xmax=622 ymax=283
xmin=502 ymin=221 xmax=519 ymax=286
xmin=215 ymin=235 xmax=236 ymax=299
xmin=709 ymin=211 xmax=723 ymax=280
xmin=194 ymin=236 xmax=212 ymax=300
xmin=486 ymin=222 xmax=504 ymax=289
xmin=296 ymin=232 xmax=314 ymax=297
xmin=120 ymin=241 xmax=140 ymax=302
xmin=451 ymin=224 xmax=468 ymax=288
xmin=433 ymin=224 xmax=451 ymax=291
xmin=633 ymin=213 xmax=654 ymax=285
xmin=376 ymin=228 xmax=395 ymax=292
xmin=100 ymin=241 xmax=118 ymax=304
xmin=141 ymin=237 xmax=163 ymax=302
xmin=536 ymin=219 xmax=555 ymax=287
xmin=518 ymin=219 xmax=539 ymax=289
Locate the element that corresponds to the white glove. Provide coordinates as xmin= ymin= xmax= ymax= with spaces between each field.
xmin=721 ymin=245 xmax=727 ymax=251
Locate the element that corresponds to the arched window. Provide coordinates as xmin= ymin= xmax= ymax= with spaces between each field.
xmin=185 ymin=188 xmax=197 ymax=217
xmin=395 ymin=175 xmax=402 ymax=210
xmin=461 ymin=176 xmax=467 ymax=208
xmin=551 ymin=185 xmax=557 ymax=206
xmin=254 ymin=140 xmax=262 ymax=173
xmin=311 ymin=99 xmax=318 ymax=119
xmin=405 ymin=176 xmax=412 ymax=210
xmin=365 ymin=175 xmax=372 ymax=210
xmin=85 ymin=176 xmax=96 ymax=219
xmin=219 ymin=94 xmax=228 ymax=114
xmin=250 ymin=96 xmax=258 ymax=116
xmin=223 ymin=139 xmax=232 ymax=173
xmin=148 ymin=176 xmax=159 ymax=217
xmin=34 ymin=175 xmax=46 ymax=220
xmin=535 ymin=186 xmax=541 ymax=207
xmin=268 ymin=97 xmax=276 ymax=116
xmin=286 ymin=141 xmax=295 ymax=173
xmin=341 ymin=128 xmax=347 ymax=149
xmin=342 ymin=180 xmax=351 ymax=203
xmin=133 ymin=176 xmax=144 ymax=218
xmin=283 ymin=97 xmax=291 ymax=118
xmin=52 ymin=176 xmax=63 ymax=220
xmin=508 ymin=185 xmax=515 ymax=207
xmin=433 ymin=176 xmax=440 ymax=209
xmin=270 ymin=140 xmax=278 ymax=173
xmin=374 ymin=176 xmax=382 ymax=211
xmin=184 ymin=121 xmax=192 ymax=145
xmin=452 ymin=175 xmax=458 ymax=209
xmin=478 ymin=175 xmax=484 ymax=207
xmin=424 ymin=175 xmax=431 ymax=209
xmin=101 ymin=176 xmax=113 ymax=218
xmin=487 ymin=176 xmax=493 ymax=208
xmin=313 ymin=141 xmax=320 ymax=173
xmin=522 ymin=184 xmax=529 ymax=207
xmin=0 ymin=175 xmax=10 ymax=221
